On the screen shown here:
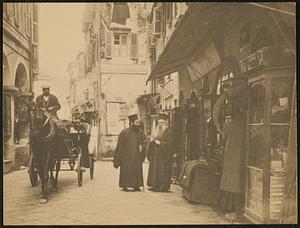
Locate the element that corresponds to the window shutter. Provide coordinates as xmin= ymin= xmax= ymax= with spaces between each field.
xmin=7 ymin=4 xmax=15 ymax=17
xmin=96 ymin=34 xmax=99 ymax=62
xmin=153 ymin=7 xmax=161 ymax=35
xmin=86 ymin=42 xmax=94 ymax=71
xmin=130 ymin=33 xmax=138 ymax=60
xmin=105 ymin=30 xmax=112 ymax=59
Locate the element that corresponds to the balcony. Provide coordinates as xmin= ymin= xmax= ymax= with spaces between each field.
xmin=101 ymin=63 xmax=148 ymax=75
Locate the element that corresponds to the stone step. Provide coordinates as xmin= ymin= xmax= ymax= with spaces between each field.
xmin=3 ymin=159 xmax=13 ymax=174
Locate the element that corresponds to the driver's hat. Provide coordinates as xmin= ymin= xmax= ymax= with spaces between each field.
xmin=41 ymin=84 xmax=50 ymax=89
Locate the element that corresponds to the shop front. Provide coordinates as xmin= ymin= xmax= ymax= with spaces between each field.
xmin=147 ymin=3 xmax=296 ymax=223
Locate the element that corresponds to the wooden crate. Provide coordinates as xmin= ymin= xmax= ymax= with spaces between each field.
xmin=248 ymin=167 xmax=263 ymax=193
xmin=247 ymin=190 xmax=263 ymax=216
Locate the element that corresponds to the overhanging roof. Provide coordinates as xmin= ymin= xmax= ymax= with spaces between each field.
xmin=146 ymin=3 xmax=219 ymax=83
xmin=146 ymin=2 xmax=295 ymax=83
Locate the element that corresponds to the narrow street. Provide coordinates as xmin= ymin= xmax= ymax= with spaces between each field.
xmin=4 ymin=161 xmax=229 ymax=225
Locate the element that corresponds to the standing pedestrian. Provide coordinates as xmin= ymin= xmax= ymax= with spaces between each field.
xmin=147 ymin=113 xmax=174 ymax=192
xmin=218 ymin=82 xmax=248 ymax=222
xmin=113 ymin=113 xmax=147 ymax=192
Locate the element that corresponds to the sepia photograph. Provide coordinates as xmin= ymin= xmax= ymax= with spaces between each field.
xmin=3 ymin=2 xmax=297 ymax=225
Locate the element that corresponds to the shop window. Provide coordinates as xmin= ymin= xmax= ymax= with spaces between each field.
xmin=113 ymin=33 xmax=128 ymax=57
xmin=153 ymin=6 xmax=162 ymax=35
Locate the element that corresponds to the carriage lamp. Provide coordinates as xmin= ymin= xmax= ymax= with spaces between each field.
xmin=171 ymin=153 xmax=179 ymax=184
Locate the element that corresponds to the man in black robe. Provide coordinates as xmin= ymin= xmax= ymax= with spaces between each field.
xmin=113 ymin=114 xmax=147 ymax=192
xmin=147 ymin=113 xmax=174 ymax=192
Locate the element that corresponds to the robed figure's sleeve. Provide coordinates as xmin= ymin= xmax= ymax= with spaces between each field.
xmin=146 ymin=140 xmax=154 ymax=162
xmin=159 ymin=130 xmax=174 ymax=161
xmin=113 ymin=130 xmax=125 ymax=169
xmin=139 ymin=131 xmax=147 ymax=162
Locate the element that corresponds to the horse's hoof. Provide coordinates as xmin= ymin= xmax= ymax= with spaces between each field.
xmin=40 ymin=198 xmax=48 ymax=204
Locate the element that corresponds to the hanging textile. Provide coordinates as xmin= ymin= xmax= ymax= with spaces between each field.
xmin=111 ymin=3 xmax=130 ymax=25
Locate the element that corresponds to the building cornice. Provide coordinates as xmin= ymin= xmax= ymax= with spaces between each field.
xmin=3 ymin=19 xmax=31 ymax=52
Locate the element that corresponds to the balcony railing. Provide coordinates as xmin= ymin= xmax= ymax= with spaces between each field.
xmin=101 ymin=63 xmax=148 ymax=75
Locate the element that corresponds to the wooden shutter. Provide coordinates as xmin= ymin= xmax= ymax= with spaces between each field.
xmin=7 ymin=3 xmax=15 ymax=17
xmin=105 ymin=29 xmax=112 ymax=59
xmin=130 ymin=33 xmax=138 ymax=60
xmin=153 ymin=6 xmax=161 ymax=35
xmin=86 ymin=42 xmax=94 ymax=70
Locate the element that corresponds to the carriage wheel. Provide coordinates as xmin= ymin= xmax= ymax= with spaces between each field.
xmin=89 ymin=155 xmax=95 ymax=180
xmin=28 ymin=152 xmax=38 ymax=187
xmin=77 ymin=148 xmax=83 ymax=187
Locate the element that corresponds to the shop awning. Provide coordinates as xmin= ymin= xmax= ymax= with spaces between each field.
xmin=146 ymin=3 xmax=222 ymax=83
xmin=146 ymin=2 xmax=295 ymax=83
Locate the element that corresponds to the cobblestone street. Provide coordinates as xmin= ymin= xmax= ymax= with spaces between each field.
xmin=4 ymin=161 xmax=229 ymax=225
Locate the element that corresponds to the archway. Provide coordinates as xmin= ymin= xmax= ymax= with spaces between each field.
xmin=14 ymin=63 xmax=29 ymax=144
xmin=15 ymin=63 xmax=29 ymax=91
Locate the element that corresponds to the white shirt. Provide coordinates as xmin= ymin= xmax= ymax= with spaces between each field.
xmin=43 ymin=95 xmax=49 ymax=103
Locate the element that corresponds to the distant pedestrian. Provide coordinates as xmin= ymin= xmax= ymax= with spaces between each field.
xmin=147 ymin=113 xmax=174 ymax=192
xmin=113 ymin=114 xmax=147 ymax=191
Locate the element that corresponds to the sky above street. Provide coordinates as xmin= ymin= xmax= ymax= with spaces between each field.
xmin=39 ymin=3 xmax=84 ymax=99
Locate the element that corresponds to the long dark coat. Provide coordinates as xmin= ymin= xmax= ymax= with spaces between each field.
xmin=36 ymin=94 xmax=61 ymax=117
xmin=147 ymin=128 xmax=173 ymax=191
xmin=220 ymin=113 xmax=246 ymax=193
xmin=113 ymin=127 xmax=146 ymax=188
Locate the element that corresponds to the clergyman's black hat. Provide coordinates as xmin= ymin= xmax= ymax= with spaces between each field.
xmin=158 ymin=113 xmax=168 ymax=120
xmin=128 ymin=114 xmax=138 ymax=123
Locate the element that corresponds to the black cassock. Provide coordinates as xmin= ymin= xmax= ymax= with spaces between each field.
xmin=147 ymin=129 xmax=173 ymax=191
xmin=113 ymin=127 xmax=146 ymax=189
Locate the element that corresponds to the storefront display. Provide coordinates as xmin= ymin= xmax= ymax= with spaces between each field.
xmin=244 ymin=64 xmax=294 ymax=223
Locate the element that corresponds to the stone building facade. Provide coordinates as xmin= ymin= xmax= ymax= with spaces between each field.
xmin=3 ymin=3 xmax=39 ymax=173
xmin=67 ymin=3 xmax=151 ymax=159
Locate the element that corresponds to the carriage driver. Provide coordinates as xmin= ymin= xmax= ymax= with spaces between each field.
xmin=36 ymin=84 xmax=61 ymax=118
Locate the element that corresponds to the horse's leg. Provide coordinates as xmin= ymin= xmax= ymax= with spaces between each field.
xmin=50 ymin=160 xmax=55 ymax=187
xmin=54 ymin=159 xmax=61 ymax=190
xmin=37 ymin=158 xmax=44 ymax=197
xmin=40 ymin=150 xmax=51 ymax=203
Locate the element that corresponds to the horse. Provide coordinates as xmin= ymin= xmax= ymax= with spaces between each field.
xmin=30 ymin=101 xmax=65 ymax=203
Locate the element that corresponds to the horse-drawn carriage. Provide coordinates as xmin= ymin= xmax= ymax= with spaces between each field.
xmin=28 ymin=120 xmax=95 ymax=186
xmin=27 ymin=103 xmax=95 ymax=203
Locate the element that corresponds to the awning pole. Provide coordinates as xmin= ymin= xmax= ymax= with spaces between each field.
xmin=248 ymin=3 xmax=295 ymax=16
